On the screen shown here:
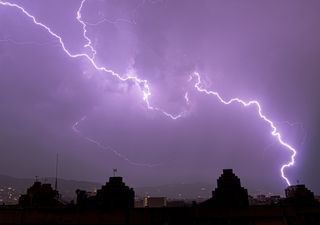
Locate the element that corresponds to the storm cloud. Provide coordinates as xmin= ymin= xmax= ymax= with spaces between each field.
xmin=0 ymin=0 xmax=320 ymax=194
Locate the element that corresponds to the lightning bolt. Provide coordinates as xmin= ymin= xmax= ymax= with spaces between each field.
xmin=72 ymin=116 xmax=161 ymax=167
xmin=77 ymin=0 xmax=97 ymax=59
xmin=84 ymin=16 xmax=136 ymax=27
xmin=0 ymin=0 xmax=184 ymax=120
xmin=84 ymin=0 xmax=147 ymax=27
xmin=276 ymin=121 xmax=307 ymax=147
xmin=0 ymin=0 xmax=298 ymax=185
xmin=0 ymin=0 xmax=184 ymax=167
xmin=77 ymin=0 xmax=186 ymax=120
xmin=190 ymin=72 xmax=296 ymax=186
xmin=184 ymin=92 xmax=190 ymax=105
xmin=261 ymin=121 xmax=305 ymax=160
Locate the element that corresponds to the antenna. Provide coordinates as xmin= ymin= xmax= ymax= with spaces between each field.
xmin=113 ymin=168 xmax=117 ymax=177
xmin=55 ymin=153 xmax=58 ymax=191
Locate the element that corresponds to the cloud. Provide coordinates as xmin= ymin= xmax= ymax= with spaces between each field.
xmin=0 ymin=0 xmax=320 ymax=193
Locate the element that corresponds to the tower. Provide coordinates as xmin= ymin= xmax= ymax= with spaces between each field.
xmin=54 ymin=153 xmax=58 ymax=191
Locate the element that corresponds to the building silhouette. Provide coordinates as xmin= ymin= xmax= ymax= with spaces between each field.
xmin=200 ymin=169 xmax=249 ymax=207
xmin=75 ymin=189 xmax=94 ymax=206
xmin=0 ymin=168 xmax=319 ymax=224
xmin=281 ymin=184 xmax=318 ymax=206
xmin=76 ymin=176 xmax=134 ymax=209
xmin=18 ymin=181 xmax=61 ymax=207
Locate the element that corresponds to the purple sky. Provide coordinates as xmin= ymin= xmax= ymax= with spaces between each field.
xmin=0 ymin=0 xmax=320 ymax=195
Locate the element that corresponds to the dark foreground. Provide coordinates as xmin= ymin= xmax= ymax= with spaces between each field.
xmin=0 ymin=206 xmax=320 ymax=225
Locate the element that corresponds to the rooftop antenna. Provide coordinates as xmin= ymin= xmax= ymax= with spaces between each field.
xmin=113 ymin=168 xmax=117 ymax=177
xmin=54 ymin=153 xmax=58 ymax=191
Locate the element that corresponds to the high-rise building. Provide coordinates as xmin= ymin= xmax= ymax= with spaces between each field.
xmin=76 ymin=176 xmax=134 ymax=209
xmin=282 ymin=184 xmax=317 ymax=206
xmin=96 ymin=176 xmax=134 ymax=209
xmin=18 ymin=181 xmax=61 ymax=207
xmin=200 ymin=169 xmax=249 ymax=207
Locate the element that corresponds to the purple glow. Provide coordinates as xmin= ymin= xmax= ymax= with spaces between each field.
xmin=72 ymin=115 xmax=160 ymax=167
xmin=0 ymin=0 xmax=184 ymax=121
xmin=1 ymin=0 xmax=314 ymax=189
xmin=191 ymin=72 xmax=296 ymax=185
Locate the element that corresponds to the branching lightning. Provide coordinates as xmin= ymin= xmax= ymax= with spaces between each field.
xmin=276 ymin=121 xmax=307 ymax=147
xmin=84 ymin=0 xmax=147 ymax=26
xmin=72 ymin=116 xmax=161 ymax=167
xmin=261 ymin=121 xmax=306 ymax=156
xmin=84 ymin=17 xmax=136 ymax=27
xmin=0 ymin=0 xmax=183 ymax=120
xmin=0 ymin=0 xmax=298 ymax=185
xmin=184 ymin=92 xmax=190 ymax=105
xmin=190 ymin=72 xmax=296 ymax=186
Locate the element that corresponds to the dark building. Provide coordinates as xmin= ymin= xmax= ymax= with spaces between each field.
xmin=18 ymin=181 xmax=61 ymax=207
xmin=200 ymin=169 xmax=249 ymax=207
xmin=281 ymin=184 xmax=317 ymax=206
xmin=75 ymin=189 xmax=97 ymax=207
xmin=76 ymin=176 xmax=134 ymax=209
xmin=96 ymin=176 xmax=134 ymax=209
xmin=1 ymin=170 xmax=320 ymax=224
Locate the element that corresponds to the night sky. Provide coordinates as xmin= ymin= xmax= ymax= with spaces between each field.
xmin=0 ymin=0 xmax=319 ymax=195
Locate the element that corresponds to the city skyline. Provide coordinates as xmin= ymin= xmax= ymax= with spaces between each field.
xmin=1 ymin=168 xmax=318 ymax=206
xmin=1 ymin=169 xmax=319 ymax=224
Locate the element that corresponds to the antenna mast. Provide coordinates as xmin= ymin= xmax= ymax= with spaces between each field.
xmin=113 ymin=168 xmax=117 ymax=177
xmin=55 ymin=153 xmax=58 ymax=191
